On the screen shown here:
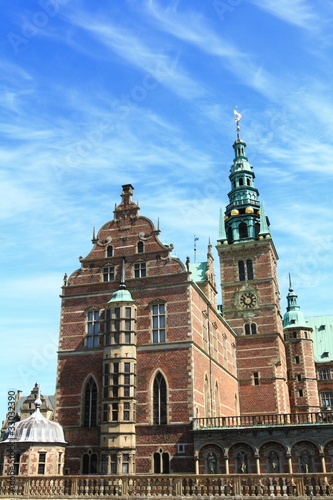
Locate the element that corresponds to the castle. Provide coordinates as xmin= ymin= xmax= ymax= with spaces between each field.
xmin=2 ymin=121 xmax=333 ymax=487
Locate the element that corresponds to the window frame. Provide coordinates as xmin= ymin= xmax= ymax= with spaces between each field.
xmin=134 ymin=261 xmax=146 ymax=278
xmin=152 ymin=302 xmax=166 ymax=343
xmin=85 ymin=309 xmax=100 ymax=348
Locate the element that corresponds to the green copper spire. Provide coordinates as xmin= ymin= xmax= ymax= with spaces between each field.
xmin=259 ymin=201 xmax=271 ymax=239
xmin=282 ymin=275 xmax=307 ymax=328
xmin=218 ymin=112 xmax=270 ymax=245
xmin=218 ymin=207 xmax=228 ymax=243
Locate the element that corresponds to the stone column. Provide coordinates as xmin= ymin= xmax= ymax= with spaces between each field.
xmin=255 ymin=454 xmax=260 ymax=474
xmin=287 ymin=454 xmax=293 ymax=473
xmin=224 ymin=455 xmax=229 ymax=475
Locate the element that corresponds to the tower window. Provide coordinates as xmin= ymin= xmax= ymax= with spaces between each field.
xmin=246 ymin=260 xmax=253 ymax=280
xmin=253 ymin=372 xmax=260 ymax=386
xmin=238 ymin=261 xmax=245 ymax=281
xmin=244 ymin=323 xmax=257 ymax=335
xmin=152 ymin=303 xmax=166 ymax=343
xmin=38 ymin=453 xmax=46 ymax=475
xmin=239 ymin=178 xmax=244 ymax=186
xmin=137 ymin=241 xmax=144 ymax=253
xmin=14 ymin=453 xmax=20 ymax=475
xmin=134 ymin=262 xmax=146 ymax=278
xmin=238 ymin=260 xmax=254 ymax=280
xmin=153 ymin=372 xmax=167 ymax=424
xmin=239 ymin=222 xmax=248 ymax=239
xmin=83 ymin=378 xmax=97 ymax=427
xmin=297 ymin=374 xmax=302 ymax=381
xmin=294 ymin=356 xmax=300 ymax=364
xmin=246 ymin=178 xmax=251 ymax=186
xmin=255 ymin=223 xmax=260 ymax=239
xmin=227 ymin=227 xmax=233 ymax=244
xmin=298 ymin=389 xmax=304 ymax=397
xmin=103 ymin=266 xmax=115 ymax=282
xmin=107 ymin=245 xmax=113 ymax=257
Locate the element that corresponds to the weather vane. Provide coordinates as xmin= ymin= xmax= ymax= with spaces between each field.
xmin=234 ymin=107 xmax=242 ymax=139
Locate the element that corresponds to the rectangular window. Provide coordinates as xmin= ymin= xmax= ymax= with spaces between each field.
xmin=295 ymin=356 xmax=300 ymax=364
xmin=103 ymin=266 xmax=115 ymax=282
xmin=113 ymin=308 xmax=120 ymax=319
xmin=253 ymin=372 xmax=260 ymax=386
xmin=124 ymin=362 xmax=130 ymax=373
xmin=238 ymin=260 xmax=245 ymax=281
xmin=298 ymin=389 xmax=304 ymax=397
xmin=112 ymin=403 xmax=118 ymax=421
xmin=125 ymin=319 xmax=131 ymax=331
xmin=246 ymin=259 xmax=253 ymax=280
xmin=124 ymin=332 xmax=131 ymax=344
xmin=113 ymin=363 xmax=119 ymax=373
xmin=318 ymin=369 xmax=331 ymax=380
xmin=38 ymin=453 xmax=46 ymax=475
xmin=111 ymin=455 xmax=117 ymax=474
xmin=134 ymin=262 xmax=146 ymax=278
xmin=14 ymin=453 xmax=20 ymax=475
xmin=321 ymin=392 xmax=333 ymax=407
xmin=122 ymin=454 xmax=129 ymax=474
xmin=123 ymin=402 xmax=130 ymax=421
xmin=86 ymin=311 xmax=100 ymax=348
xmin=297 ymin=374 xmax=302 ymax=382
xmin=125 ymin=307 xmax=131 ymax=318
xmin=152 ymin=304 xmax=166 ymax=342
xmin=102 ymin=403 xmax=108 ymax=422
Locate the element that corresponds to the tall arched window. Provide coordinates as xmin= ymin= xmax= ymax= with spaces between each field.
xmin=107 ymin=245 xmax=113 ymax=257
xmin=239 ymin=222 xmax=248 ymax=239
xmin=153 ymin=373 xmax=167 ymax=424
xmin=82 ymin=451 xmax=98 ymax=474
xmin=137 ymin=241 xmax=144 ymax=253
xmin=84 ymin=378 xmax=97 ymax=427
xmin=246 ymin=259 xmax=254 ymax=280
xmin=153 ymin=449 xmax=170 ymax=474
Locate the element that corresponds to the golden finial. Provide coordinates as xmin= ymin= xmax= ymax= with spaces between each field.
xmin=234 ymin=107 xmax=242 ymax=139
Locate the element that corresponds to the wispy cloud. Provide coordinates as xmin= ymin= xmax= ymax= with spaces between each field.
xmin=248 ymin=0 xmax=321 ymax=31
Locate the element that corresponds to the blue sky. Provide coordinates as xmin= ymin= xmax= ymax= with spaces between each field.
xmin=1 ymin=0 xmax=333 ymax=420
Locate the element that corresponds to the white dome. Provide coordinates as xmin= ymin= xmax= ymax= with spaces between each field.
xmin=2 ymin=388 xmax=66 ymax=444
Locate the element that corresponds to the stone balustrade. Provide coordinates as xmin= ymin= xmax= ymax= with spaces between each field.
xmin=193 ymin=410 xmax=333 ymax=430
xmin=1 ymin=473 xmax=333 ymax=498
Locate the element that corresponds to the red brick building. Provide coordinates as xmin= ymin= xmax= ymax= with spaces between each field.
xmin=53 ymin=127 xmax=332 ymax=477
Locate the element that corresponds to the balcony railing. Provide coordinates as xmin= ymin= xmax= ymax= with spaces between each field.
xmin=193 ymin=411 xmax=333 ymax=430
xmin=1 ymin=473 xmax=333 ymax=498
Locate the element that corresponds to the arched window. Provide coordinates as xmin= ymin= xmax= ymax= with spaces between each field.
xmin=84 ymin=378 xmax=97 ymax=427
xmin=107 ymin=245 xmax=113 ymax=257
xmin=137 ymin=241 xmax=144 ymax=253
xmin=246 ymin=259 xmax=254 ymax=280
xmin=239 ymin=178 xmax=243 ymax=186
xmin=238 ymin=261 xmax=245 ymax=281
xmin=153 ymin=449 xmax=169 ymax=473
xmin=82 ymin=451 xmax=98 ymax=474
xmin=244 ymin=323 xmax=257 ymax=335
xmin=153 ymin=373 xmax=167 ymax=424
xmin=246 ymin=178 xmax=251 ymax=186
xmin=239 ymin=222 xmax=248 ymax=239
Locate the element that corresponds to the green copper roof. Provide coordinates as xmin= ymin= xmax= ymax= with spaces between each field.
xmin=282 ymin=282 xmax=308 ymax=329
xmin=108 ymin=288 xmax=134 ymax=303
xmin=259 ymin=201 xmax=271 ymax=237
xmin=305 ymin=315 xmax=333 ymax=362
xmin=189 ymin=262 xmax=207 ymax=282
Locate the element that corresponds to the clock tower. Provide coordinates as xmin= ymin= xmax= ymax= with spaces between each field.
xmin=217 ymin=113 xmax=290 ymax=415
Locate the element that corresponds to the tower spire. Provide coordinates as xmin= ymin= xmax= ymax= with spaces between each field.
xmin=234 ymin=108 xmax=242 ymax=140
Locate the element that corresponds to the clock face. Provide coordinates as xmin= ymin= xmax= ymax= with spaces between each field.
xmin=240 ymin=292 xmax=257 ymax=309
